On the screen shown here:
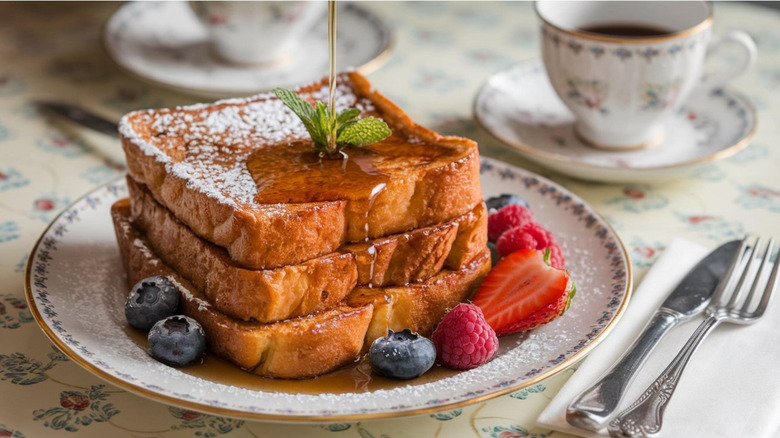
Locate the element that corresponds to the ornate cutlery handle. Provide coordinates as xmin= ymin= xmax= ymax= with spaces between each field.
xmin=567 ymin=311 xmax=679 ymax=430
xmin=608 ymin=315 xmax=720 ymax=438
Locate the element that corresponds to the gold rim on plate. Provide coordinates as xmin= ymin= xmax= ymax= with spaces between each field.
xmin=24 ymin=168 xmax=633 ymax=422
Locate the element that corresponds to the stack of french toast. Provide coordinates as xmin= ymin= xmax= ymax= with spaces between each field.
xmin=111 ymin=72 xmax=490 ymax=379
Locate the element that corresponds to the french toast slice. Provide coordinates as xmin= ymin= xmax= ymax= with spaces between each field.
xmin=119 ymin=71 xmax=482 ymax=270
xmin=347 ymin=250 xmax=492 ymax=347
xmin=125 ymin=180 xmax=487 ymax=322
xmin=113 ymin=201 xmax=373 ymax=379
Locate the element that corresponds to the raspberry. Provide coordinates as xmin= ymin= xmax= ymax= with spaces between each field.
xmin=487 ymin=204 xmax=534 ymax=242
xmin=430 ymin=303 xmax=498 ymax=370
xmin=496 ymin=222 xmax=565 ymax=268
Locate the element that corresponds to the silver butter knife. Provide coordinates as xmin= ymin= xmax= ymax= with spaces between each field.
xmin=36 ymin=101 xmax=120 ymax=138
xmin=566 ymin=240 xmax=742 ymax=431
xmin=36 ymin=101 xmax=126 ymax=167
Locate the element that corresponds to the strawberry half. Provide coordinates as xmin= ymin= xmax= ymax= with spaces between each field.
xmin=472 ymin=249 xmax=575 ymax=336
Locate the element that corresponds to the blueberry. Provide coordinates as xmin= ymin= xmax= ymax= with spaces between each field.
xmin=148 ymin=315 xmax=206 ymax=367
xmin=125 ymin=276 xmax=180 ymax=330
xmin=486 ymin=194 xmax=529 ymax=212
xmin=488 ymin=242 xmax=500 ymax=266
xmin=369 ymin=329 xmax=436 ymax=379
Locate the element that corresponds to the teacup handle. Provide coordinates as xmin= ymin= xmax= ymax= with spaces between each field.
xmin=700 ymin=30 xmax=757 ymax=90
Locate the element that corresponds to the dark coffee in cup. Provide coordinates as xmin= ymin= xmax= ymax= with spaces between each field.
xmin=581 ymin=23 xmax=673 ymax=37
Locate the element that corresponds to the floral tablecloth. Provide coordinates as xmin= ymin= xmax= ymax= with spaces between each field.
xmin=2 ymin=2 xmax=779 ymax=437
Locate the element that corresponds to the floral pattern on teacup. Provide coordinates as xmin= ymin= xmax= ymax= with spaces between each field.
xmin=542 ymin=26 xmax=709 ymax=62
xmin=641 ymin=80 xmax=682 ymax=110
xmin=565 ymin=77 xmax=608 ymax=114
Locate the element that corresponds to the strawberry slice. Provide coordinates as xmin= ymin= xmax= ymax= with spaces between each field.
xmin=472 ymin=249 xmax=574 ymax=336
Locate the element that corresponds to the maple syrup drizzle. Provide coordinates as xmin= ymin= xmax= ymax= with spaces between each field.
xmin=327 ymin=0 xmax=337 ymax=151
xmin=366 ymin=244 xmax=376 ymax=287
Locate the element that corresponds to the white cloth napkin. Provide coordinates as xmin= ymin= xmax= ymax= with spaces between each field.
xmin=537 ymin=238 xmax=780 ymax=438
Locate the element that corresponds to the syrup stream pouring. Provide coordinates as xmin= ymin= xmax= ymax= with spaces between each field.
xmin=327 ymin=0 xmax=338 ymax=152
xmin=566 ymin=240 xmax=742 ymax=431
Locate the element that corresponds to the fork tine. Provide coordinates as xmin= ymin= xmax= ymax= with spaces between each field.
xmin=741 ymin=238 xmax=774 ymax=314
xmin=752 ymin=243 xmax=780 ymax=319
xmin=710 ymin=237 xmax=749 ymax=306
xmin=726 ymin=237 xmax=761 ymax=309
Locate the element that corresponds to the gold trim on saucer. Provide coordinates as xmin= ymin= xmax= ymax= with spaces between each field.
xmin=24 ymin=172 xmax=632 ymax=423
xmin=575 ymin=129 xmax=664 ymax=152
xmin=534 ymin=1 xmax=714 ymax=45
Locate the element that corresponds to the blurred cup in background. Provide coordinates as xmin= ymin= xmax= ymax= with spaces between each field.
xmin=189 ymin=1 xmax=326 ymax=65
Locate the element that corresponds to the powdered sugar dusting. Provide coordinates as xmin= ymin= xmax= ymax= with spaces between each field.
xmin=120 ymin=80 xmax=373 ymax=207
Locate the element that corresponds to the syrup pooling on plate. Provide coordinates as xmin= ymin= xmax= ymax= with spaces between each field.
xmin=125 ymin=324 xmax=458 ymax=394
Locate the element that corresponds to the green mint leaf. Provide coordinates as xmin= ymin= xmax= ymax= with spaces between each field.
xmin=336 ymin=116 xmax=391 ymax=147
xmin=273 ymin=88 xmax=323 ymax=145
xmin=314 ymin=102 xmax=334 ymax=146
xmin=336 ymin=108 xmax=360 ymax=125
xmin=273 ymin=88 xmax=315 ymax=122
xmin=542 ymin=248 xmax=552 ymax=265
xmin=336 ymin=108 xmax=360 ymax=137
xmin=272 ymin=88 xmax=392 ymax=153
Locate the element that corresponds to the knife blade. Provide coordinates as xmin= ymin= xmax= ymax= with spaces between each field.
xmin=36 ymin=101 xmax=120 ymax=138
xmin=566 ymin=240 xmax=742 ymax=431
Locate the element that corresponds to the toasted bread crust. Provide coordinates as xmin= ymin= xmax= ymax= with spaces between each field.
xmin=126 ymin=180 xmax=487 ymax=322
xmin=347 ymin=250 xmax=492 ymax=347
xmin=124 ymin=189 xmax=357 ymax=323
xmin=113 ymin=202 xmax=372 ymax=379
xmin=120 ymin=71 xmax=481 ymax=270
xmin=445 ymin=202 xmax=488 ymax=270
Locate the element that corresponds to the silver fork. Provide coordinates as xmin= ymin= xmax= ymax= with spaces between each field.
xmin=608 ymin=237 xmax=779 ymax=438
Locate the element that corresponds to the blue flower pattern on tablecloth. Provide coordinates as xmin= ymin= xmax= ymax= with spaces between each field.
xmin=0 ymin=347 xmax=68 ymax=385
xmin=430 ymin=409 xmax=463 ymax=420
xmin=169 ymin=407 xmax=245 ymax=438
xmin=691 ymin=164 xmax=726 ymax=182
xmin=627 ymin=237 xmax=666 ymax=268
xmin=728 ymin=144 xmax=769 ymax=164
xmin=736 ymin=184 xmax=780 ymax=213
xmin=605 ymin=186 xmax=669 ymax=213
xmin=32 ymin=385 xmax=119 ymax=432
xmin=79 ymin=165 xmax=123 ymax=185
xmin=0 ymin=293 xmax=33 ymax=329
xmin=0 ymin=221 xmax=20 ymax=244
xmin=35 ymin=132 xmax=88 ymax=158
xmin=0 ymin=167 xmax=30 ymax=191
xmin=481 ymin=424 xmax=552 ymax=438
xmin=676 ymin=212 xmax=746 ymax=241
xmin=0 ymin=424 xmax=25 ymax=438
xmin=509 ymin=384 xmax=546 ymax=400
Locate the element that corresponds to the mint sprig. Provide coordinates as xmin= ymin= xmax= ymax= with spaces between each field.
xmin=273 ymin=87 xmax=391 ymax=155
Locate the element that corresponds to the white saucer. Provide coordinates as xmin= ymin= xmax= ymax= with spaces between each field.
xmin=474 ymin=60 xmax=757 ymax=183
xmin=102 ymin=2 xmax=393 ymax=98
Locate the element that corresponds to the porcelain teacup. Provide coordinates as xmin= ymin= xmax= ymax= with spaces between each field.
xmin=535 ymin=1 xmax=756 ymax=150
xmin=189 ymin=1 xmax=326 ymax=65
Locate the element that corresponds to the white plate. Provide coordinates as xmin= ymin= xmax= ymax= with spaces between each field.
xmin=474 ymin=60 xmax=757 ymax=183
xmin=102 ymin=2 xmax=393 ymax=98
xmin=25 ymin=158 xmax=631 ymax=422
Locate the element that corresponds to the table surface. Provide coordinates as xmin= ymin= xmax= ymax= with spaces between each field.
xmin=2 ymin=2 xmax=779 ymax=437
